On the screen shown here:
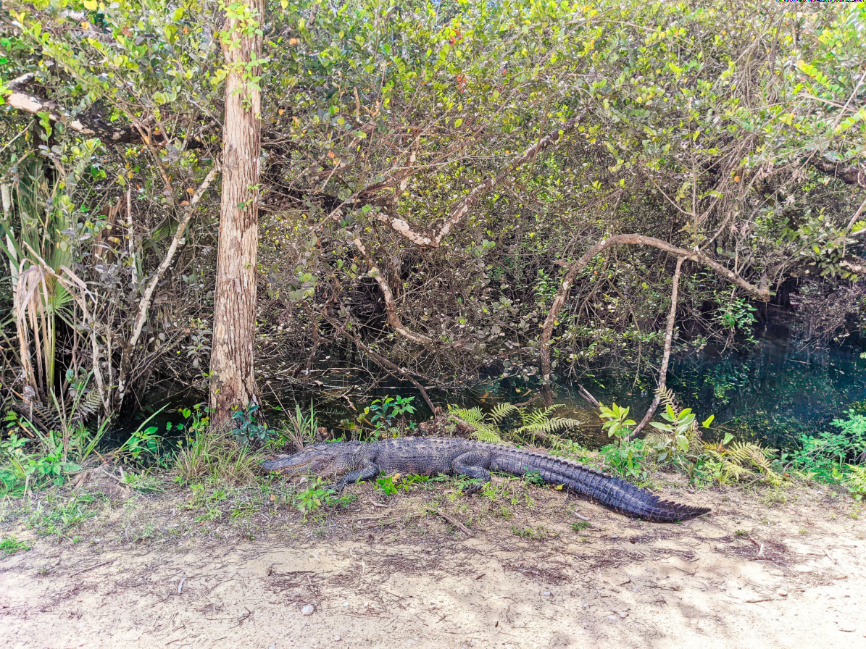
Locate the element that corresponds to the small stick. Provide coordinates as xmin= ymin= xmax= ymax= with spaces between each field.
xmin=178 ymin=577 xmax=186 ymax=595
xmin=435 ymin=510 xmax=473 ymax=536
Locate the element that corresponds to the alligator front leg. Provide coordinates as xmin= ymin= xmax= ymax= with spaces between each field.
xmin=328 ymin=460 xmax=379 ymax=492
xmin=451 ymin=451 xmax=492 ymax=495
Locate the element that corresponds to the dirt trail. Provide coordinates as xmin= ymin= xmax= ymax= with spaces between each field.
xmin=1 ymin=481 xmax=864 ymax=648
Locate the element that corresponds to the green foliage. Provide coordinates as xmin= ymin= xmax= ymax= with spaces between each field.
xmin=375 ymin=473 xmax=429 ymax=496
xmin=449 ymin=403 xmax=582 ymax=445
xmin=369 ymin=396 xmax=416 ymax=429
xmin=598 ymin=403 xmax=635 ymax=442
xmin=273 ymin=403 xmax=319 ymax=451
xmin=846 ymin=465 xmax=866 ymax=500
xmin=644 ymin=387 xmax=709 ymax=464
xmin=349 ymin=396 xmax=417 ymax=441
xmin=173 ymin=410 xmax=260 ymax=486
xmin=0 ymin=406 xmax=113 ymax=494
xmin=600 ymin=439 xmax=649 ymax=483
xmin=231 ymin=405 xmax=274 ymax=445
xmin=523 ymin=469 xmax=545 ymax=486
xmin=784 ymin=411 xmax=866 ymax=482
xmin=27 ymin=492 xmax=97 ymax=538
xmin=293 ymin=480 xmax=355 ymax=517
xmin=0 ymin=536 xmax=30 ymax=556
xmin=701 ymin=438 xmax=781 ymax=486
xmin=571 ymin=520 xmax=590 ymax=533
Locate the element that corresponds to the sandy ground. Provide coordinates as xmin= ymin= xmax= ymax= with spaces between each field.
xmin=1 ymin=475 xmax=865 ymax=649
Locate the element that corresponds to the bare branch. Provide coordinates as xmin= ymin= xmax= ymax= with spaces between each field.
xmin=539 ymin=234 xmax=770 ymax=380
xmin=6 ymin=73 xmax=142 ymax=143
xmin=352 ymin=237 xmax=434 ymax=346
xmin=374 ymin=115 xmax=583 ymax=248
xmin=116 ymin=162 xmax=220 ymax=401
xmin=631 ymin=256 xmax=684 ymax=437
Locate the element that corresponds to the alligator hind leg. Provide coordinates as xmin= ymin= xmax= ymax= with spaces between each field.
xmin=452 ymin=452 xmax=493 ymax=494
xmin=328 ymin=461 xmax=379 ymax=492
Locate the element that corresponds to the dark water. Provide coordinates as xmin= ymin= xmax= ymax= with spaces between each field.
xmin=131 ymin=331 xmax=866 ymax=452
xmin=286 ymin=333 xmax=866 ymax=451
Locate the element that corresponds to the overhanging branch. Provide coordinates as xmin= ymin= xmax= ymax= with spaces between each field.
xmin=539 ymin=234 xmax=771 ymax=380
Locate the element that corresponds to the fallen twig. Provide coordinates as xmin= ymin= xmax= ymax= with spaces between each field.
xmin=434 ymin=510 xmax=473 ymax=536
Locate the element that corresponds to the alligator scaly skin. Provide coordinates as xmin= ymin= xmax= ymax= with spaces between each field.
xmin=262 ymin=437 xmax=710 ymax=523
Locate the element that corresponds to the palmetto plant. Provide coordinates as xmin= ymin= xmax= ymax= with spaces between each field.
xmin=448 ymin=403 xmax=582 ymax=445
xmin=1 ymin=158 xmax=88 ymax=401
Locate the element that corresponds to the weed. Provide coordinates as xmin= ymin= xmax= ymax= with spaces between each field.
xmin=761 ymin=487 xmax=788 ymax=507
xmin=0 ymin=536 xmax=30 ymax=556
xmin=375 ymin=474 xmax=429 ymax=495
xmin=121 ymin=471 xmax=164 ymax=493
xmin=273 ymin=403 xmax=319 ymax=451
xmin=294 ymin=480 xmax=355 ymax=517
xmin=523 ymin=469 xmax=545 ymax=486
xmin=28 ymin=493 xmax=96 ymax=537
xmin=511 ymin=525 xmax=551 ymax=540
xmin=174 ymin=425 xmax=260 ymax=485
xmin=231 ymin=404 xmax=274 ymax=445
xmin=571 ymin=520 xmax=590 ymax=532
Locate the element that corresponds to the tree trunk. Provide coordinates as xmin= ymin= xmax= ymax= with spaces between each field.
xmin=209 ymin=1 xmax=264 ymax=426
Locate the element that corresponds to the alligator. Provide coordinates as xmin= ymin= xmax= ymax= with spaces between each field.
xmin=262 ymin=437 xmax=709 ymax=523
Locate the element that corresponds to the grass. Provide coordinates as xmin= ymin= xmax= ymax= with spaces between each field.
xmin=1 ymin=535 xmax=30 ymax=556
xmin=173 ymin=429 xmax=261 ymax=485
xmin=26 ymin=492 xmax=98 ymax=538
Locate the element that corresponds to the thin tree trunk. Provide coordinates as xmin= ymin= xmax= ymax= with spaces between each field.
xmin=631 ymin=257 xmax=685 ymax=438
xmin=209 ymin=1 xmax=264 ymax=427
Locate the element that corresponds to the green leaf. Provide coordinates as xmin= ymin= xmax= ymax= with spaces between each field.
xmin=702 ymin=415 xmax=715 ymax=428
xmin=84 ymin=0 xmax=98 ymax=10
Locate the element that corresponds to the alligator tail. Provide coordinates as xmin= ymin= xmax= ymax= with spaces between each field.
xmin=499 ymin=449 xmax=710 ymax=523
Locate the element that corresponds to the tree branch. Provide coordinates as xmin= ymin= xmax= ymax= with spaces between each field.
xmin=6 ymin=73 xmax=143 ymax=144
xmin=352 ymin=237 xmax=434 ymax=346
xmin=539 ymin=234 xmax=770 ymax=380
xmin=373 ymin=115 xmax=583 ymax=248
xmin=630 ymin=256 xmax=684 ymax=438
xmin=116 ymin=162 xmax=220 ymax=401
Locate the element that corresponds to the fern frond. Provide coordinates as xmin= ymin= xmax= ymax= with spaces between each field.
xmin=449 ymin=406 xmax=485 ymax=427
xmin=447 ymin=406 xmax=504 ymax=443
xmin=489 ymin=403 xmax=519 ymax=425
xmin=656 ymin=385 xmax=678 ymax=413
xmin=471 ymin=427 xmax=505 ymax=443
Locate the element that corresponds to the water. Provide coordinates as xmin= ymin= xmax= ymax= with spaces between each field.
xmin=291 ymin=334 xmax=866 ymax=451
xmin=451 ymin=334 xmax=866 ymax=450
xmin=132 ymin=330 xmax=866 ymax=452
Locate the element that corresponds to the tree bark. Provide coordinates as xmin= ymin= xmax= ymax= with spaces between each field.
xmin=539 ymin=234 xmax=771 ymax=380
xmin=209 ymin=2 xmax=264 ymax=426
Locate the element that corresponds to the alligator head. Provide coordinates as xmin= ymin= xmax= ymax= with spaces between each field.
xmin=261 ymin=442 xmax=360 ymax=477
